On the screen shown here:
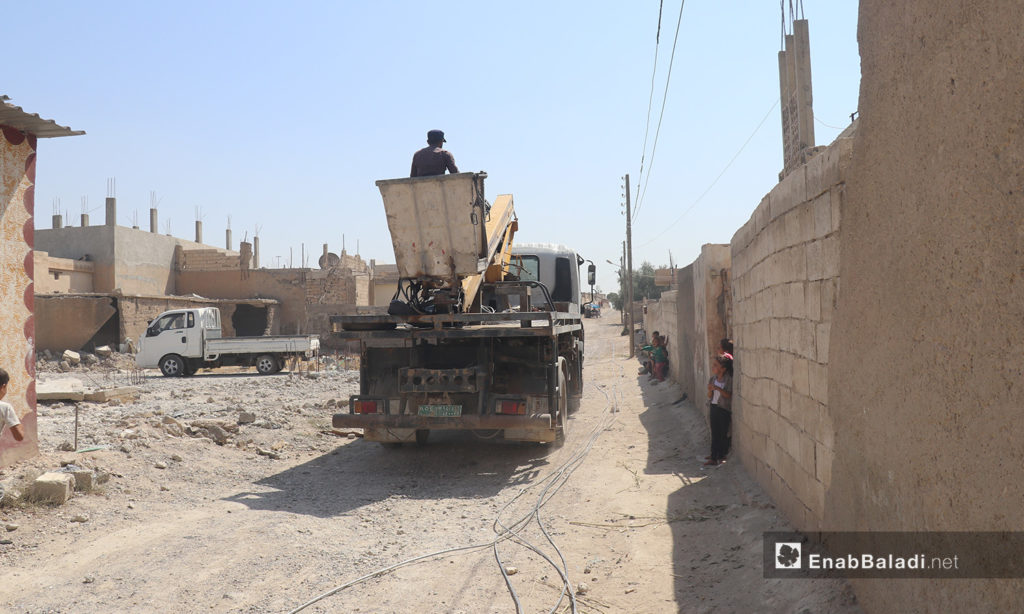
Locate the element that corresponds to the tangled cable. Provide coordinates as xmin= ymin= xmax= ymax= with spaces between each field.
xmin=286 ymin=363 xmax=620 ymax=614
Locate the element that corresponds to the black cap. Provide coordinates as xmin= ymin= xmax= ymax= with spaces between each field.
xmin=427 ymin=129 xmax=446 ymax=143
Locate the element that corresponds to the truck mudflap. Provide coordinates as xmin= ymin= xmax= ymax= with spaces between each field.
xmin=332 ymin=413 xmax=555 ymax=442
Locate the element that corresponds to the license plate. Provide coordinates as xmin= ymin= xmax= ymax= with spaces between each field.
xmin=418 ymin=404 xmax=462 ymax=417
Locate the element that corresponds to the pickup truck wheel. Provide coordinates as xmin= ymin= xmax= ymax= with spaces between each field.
xmin=159 ymin=354 xmax=185 ymax=377
xmin=255 ymin=354 xmax=278 ymax=375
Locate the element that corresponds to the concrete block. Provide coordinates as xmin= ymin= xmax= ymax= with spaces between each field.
xmin=805 ymin=239 xmax=823 ymax=281
xmin=820 ymin=235 xmax=840 ymax=279
xmin=731 ymin=220 xmax=752 ymax=251
xmin=788 ymin=282 xmax=806 ymax=319
xmin=830 ymin=186 xmax=843 ymax=233
xmin=815 ymin=441 xmax=833 ymax=485
xmin=791 ymin=357 xmax=810 ymax=396
xmin=798 ymin=202 xmax=816 ymax=243
xmin=62 ymin=350 xmax=81 ymax=365
xmin=83 ymin=387 xmax=140 ymax=403
xmin=815 ymin=406 xmax=835 ymax=450
xmin=31 ymin=472 xmax=74 ymax=504
xmin=782 ymin=244 xmax=808 ymax=283
xmin=805 ymin=281 xmax=822 ymax=322
xmin=784 ymin=211 xmax=804 ymax=249
xmin=36 ymin=378 xmax=86 ymax=402
xmin=755 ymin=196 xmax=771 ymax=234
xmin=813 ymin=193 xmax=833 ymax=240
xmin=70 ymin=469 xmax=93 ymax=492
xmin=834 ymin=136 xmax=855 ymax=183
xmin=798 ymin=434 xmax=816 ymax=475
xmin=799 ymin=320 xmax=817 ymax=361
xmin=808 ymin=361 xmax=829 ymax=405
xmin=820 ymin=278 xmax=837 ymax=322
xmin=807 ymin=141 xmax=844 ymax=199
xmin=816 ymin=322 xmax=832 ymax=361
xmin=770 ymin=169 xmax=806 ymax=220
xmin=779 ymin=384 xmax=795 ymax=421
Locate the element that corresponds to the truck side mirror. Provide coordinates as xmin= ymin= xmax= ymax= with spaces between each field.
xmin=587 ymin=264 xmax=596 ymax=286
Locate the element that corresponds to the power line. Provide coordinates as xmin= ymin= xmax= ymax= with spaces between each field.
xmin=632 ymin=0 xmax=686 ymax=223
xmin=634 ymin=0 xmax=664 ymax=216
xmin=637 ymin=98 xmax=779 ymax=249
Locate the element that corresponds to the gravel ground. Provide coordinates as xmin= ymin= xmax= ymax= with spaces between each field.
xmin=0 ymin=322 xmax=860 ymax=613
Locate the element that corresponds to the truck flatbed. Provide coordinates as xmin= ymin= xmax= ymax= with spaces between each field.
xmin=330 ymin=312 xmax=582 ymax=341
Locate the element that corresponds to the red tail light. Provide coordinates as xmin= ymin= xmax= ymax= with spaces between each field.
xmin=354 ymin=400 xmax=378 ymax=414
xmin=497 ymin=400 xmax=526 ymax=415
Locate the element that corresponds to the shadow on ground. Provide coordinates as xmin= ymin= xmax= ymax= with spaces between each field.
xmin=223 ymin=431 xmax=553 ymax=518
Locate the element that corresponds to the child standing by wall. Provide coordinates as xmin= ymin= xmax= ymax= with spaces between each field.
xmin=704 ymin=355 xmax=733 ymax=466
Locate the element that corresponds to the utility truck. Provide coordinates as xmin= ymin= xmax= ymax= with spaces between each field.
xmin=331 ymin=172 xmax=594 ymax=445
xmin=136 ymin=307 xmax=320 ymax=377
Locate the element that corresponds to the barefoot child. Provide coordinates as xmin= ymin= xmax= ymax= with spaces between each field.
xmin=704 ymin=355 xmax=733 ymax=466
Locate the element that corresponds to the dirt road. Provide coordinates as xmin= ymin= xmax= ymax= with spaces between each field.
xmin=0 ymin=315 xmax=859 ymax=613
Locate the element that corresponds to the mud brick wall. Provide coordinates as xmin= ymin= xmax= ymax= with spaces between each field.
xmin=729 ymin=133 xmax=852 ymax=531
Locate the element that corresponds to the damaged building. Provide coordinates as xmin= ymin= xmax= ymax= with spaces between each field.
xmin=35 ymin=206 xmax=382 ymax=353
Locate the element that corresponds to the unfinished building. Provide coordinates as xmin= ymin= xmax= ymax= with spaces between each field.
xmin=35 ymin=208 xmax=376 ymax=353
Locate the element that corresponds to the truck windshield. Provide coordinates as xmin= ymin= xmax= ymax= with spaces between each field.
xmin=514 ymin=255 xmax=540 ymax=282
xmin=151 ymin=313 xmax=185 ymax=334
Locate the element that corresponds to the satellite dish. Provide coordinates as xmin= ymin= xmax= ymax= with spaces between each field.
xmin=318 ymin=252 xmax=341 ymax=269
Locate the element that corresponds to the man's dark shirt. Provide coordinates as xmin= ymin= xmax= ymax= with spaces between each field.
xmin=410 ymin=146 xmax=459 ymax=177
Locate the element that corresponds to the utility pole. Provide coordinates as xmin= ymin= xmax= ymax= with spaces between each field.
xmin=625 ymin=174 xmax=635 ymax=358
xmin=620 ymin=241 xmax=626 ymax=326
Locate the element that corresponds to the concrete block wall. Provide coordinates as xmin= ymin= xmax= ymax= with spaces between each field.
xmin=177 ymin=248 xmax=242 ymax=271
xmin=729 ymin=134 xmax=853 ymax=531
xmin=691 ymin=245 xmax=731 ymax=420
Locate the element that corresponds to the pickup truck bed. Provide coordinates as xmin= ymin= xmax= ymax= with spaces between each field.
xmin=205 ymin=335 xmax=320 ymax=356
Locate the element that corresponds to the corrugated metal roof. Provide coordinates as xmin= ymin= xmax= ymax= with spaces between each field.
xmin=0 ymin=95 xmax=83 ymax=138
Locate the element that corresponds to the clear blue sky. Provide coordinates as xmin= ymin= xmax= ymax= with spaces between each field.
xmin=9 ymin=1 xmax=860 ymax=293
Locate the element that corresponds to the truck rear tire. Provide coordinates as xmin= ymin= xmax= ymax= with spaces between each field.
xmin=554 ymin=365 xmax=568 ymax=446
xmin=159 ymin=354 xmax=185 ymax=377
xmin=255 ymin=354 xmax=278 ymax=375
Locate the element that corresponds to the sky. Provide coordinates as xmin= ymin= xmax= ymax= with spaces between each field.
xmin=7 ymin=1 xmax=861 ymax=293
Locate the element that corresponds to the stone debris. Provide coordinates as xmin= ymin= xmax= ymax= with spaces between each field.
xmin=4 ymin=523 xmax=18 ymax=532
xmin=256 ymin=448 xmax=280 ymax=460
xmin=31 ymin=472 xmax=75 ymax=505
xmin=81 ymin=353 xmax=99 ymax=366
xmin=94 ymin=345 xmax=113 ymax=357
xmin=576 ymin=582 xmax=589 ymax=595
xmin=62 ymin=350 xmax=81 ymax=366
xmin=70 ymin=514 xmax=90 ymax=523
xmin=58 ymin=360 xmax=72 ymax=372
xmin=505 ymin=566 xmax=518 ymax=576
xmin=154 ymin=461 xmax=168 ymax=469
xmin=170 ymin=454 xmax=183 ymax=462
xmin=237 ymin=411 xmax=256 ymax=425
xmin=83 ymin=576 xmax=95 ymax=584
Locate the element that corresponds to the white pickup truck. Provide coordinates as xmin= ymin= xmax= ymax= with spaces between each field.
xmin=135 ymin=307 xmax=320 ymax=377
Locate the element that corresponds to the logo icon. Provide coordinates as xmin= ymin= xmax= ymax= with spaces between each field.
xmin=775 ymin=542 xmax=802 ymax=569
